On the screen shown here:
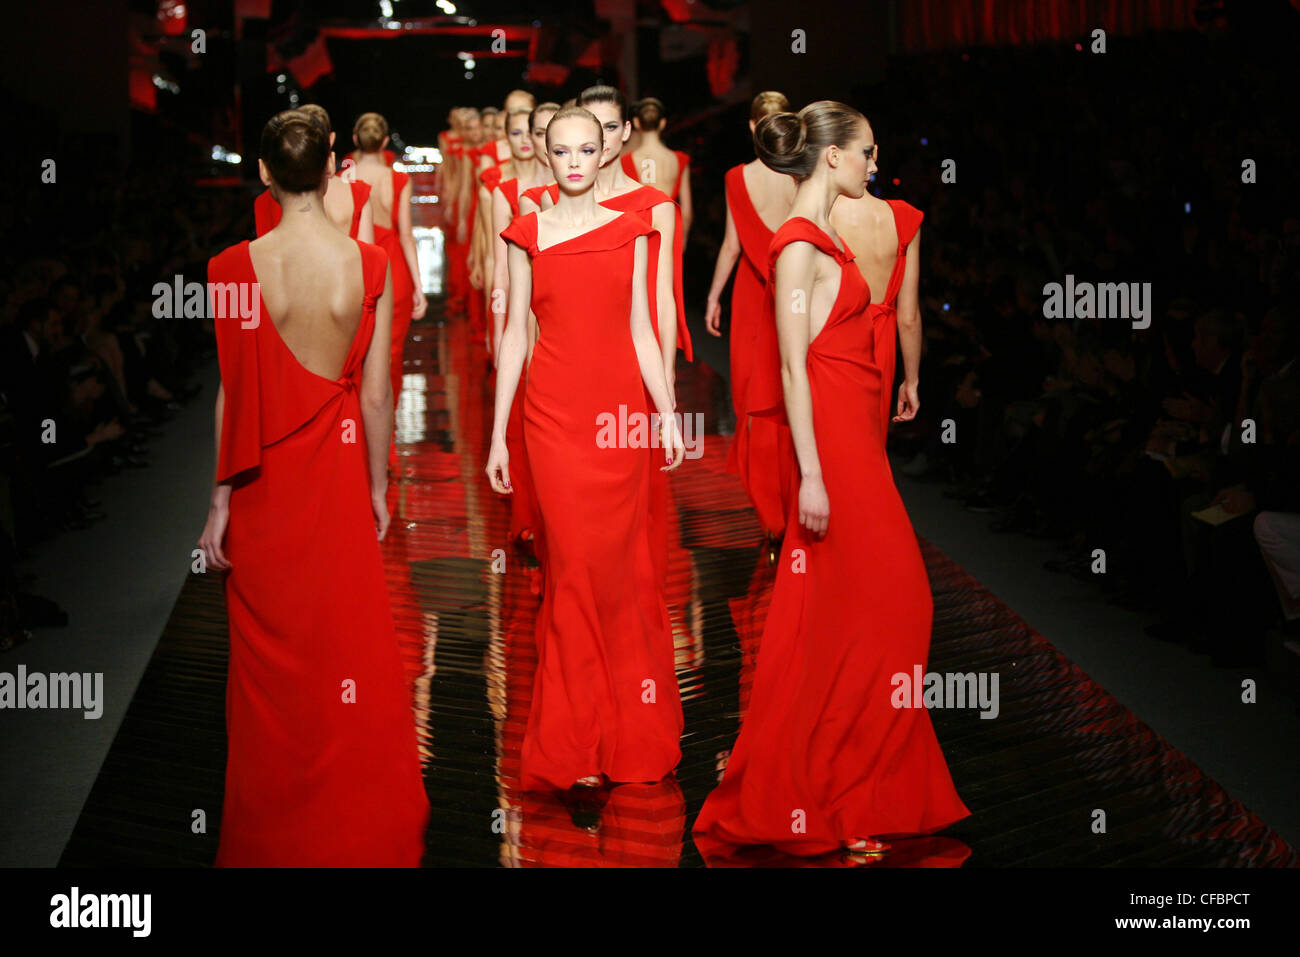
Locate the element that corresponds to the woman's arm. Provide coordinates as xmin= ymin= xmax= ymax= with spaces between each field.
xmin=490 ymin=188 xmax=512 ymax=363
xmin=469 ymin=182 xmax=492 ymax=290
xmin=628 ymin=234 xmax=684 ymax=470
xmin=396 ymin=179 xmax=426 ymax=319
xmin=651 ymin=202 xmax=678 ymax=407
xmin=774 ymin=242 xmax=828 ymax=535
xmin=894 ymin=226 xmax=922 ymax=420
xmin=485 ymin=242 xmax=533 ymax=493
xmin=705 ymin=197 xmax=741 ymax=337
xmin=359 ymin=263 xmax=395 ymax=538
xmin=678 ymin=163 xmax=693 ymax=241
xmin=197 ymin=384 xmax=233 ymax=569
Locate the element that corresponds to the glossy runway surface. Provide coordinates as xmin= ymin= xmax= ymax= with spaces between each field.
xmin=60 ymin=207 xmax=1299 ymax=868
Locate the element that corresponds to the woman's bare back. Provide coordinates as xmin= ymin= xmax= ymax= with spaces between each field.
xmin=355 ymin=157 xmax=394 ymax=227
xmin=247 ymin=226 xmax=366 ymax=380
xmin=830 ymin=191 xmax=900 ymax=306
xmin=627 ymin=140 xmax=680 ymax=194
xmin=743 ymin=159 xmax=797 ymax=233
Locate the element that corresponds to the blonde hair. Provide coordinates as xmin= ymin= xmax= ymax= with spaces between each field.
xmin=544 ymin=106 xmax=602 ymax=149
xmin=298 ymin=103 xmax=332 ymax=133
xmin=353 ymin=112 xmax=388 ymax=152
xmin=750 ymin=91 xmax=790 ymax=124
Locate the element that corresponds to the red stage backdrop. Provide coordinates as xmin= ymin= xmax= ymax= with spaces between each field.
xmin=901 ymin=0 xmax=1198 ymax=51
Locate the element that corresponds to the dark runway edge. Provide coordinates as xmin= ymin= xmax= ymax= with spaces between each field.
xmin=60 ymin=289 xmax=1298 ymax=868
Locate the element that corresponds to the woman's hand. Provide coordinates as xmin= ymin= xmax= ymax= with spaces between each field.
xmin=198 ymin=499 xmax=231 ymax=571
xmin=411 ymin=287 xmax=428 ymax=320
xmin=658 ymin=412 xmax=685 ymax=471
xmin=469 ymin=260 xmax=484 ymax=291
xmin=371 ymin=490 xmax=391 ymax=541
xmin=894 ymin=380 xmax=920 ymax=422
xmin=798 ymin=473 xmax=829 ymax=538
xmin=705 ymin=296 xmax=722 ymax=336
xmin=486 ymin=437 xmax=512 ymax=493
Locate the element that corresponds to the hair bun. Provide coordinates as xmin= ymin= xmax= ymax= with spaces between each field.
xmin=753 ymin=100 xmax=865 ymax=184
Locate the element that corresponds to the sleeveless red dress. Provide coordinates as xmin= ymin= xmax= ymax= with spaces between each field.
xmin=867 ymin=201 xmax=925 ymax=440
xmin=373 ymin=168 xmax=415 ymax=406
xmin=620 ymin=149 xmax=690 ymax=201
xmin=692 ymin=217 xmax=968 ymax=856
xmin=441 ymin=141 xmax=469 ymax=312
xmin=496 ymin=177 xmax=522 ymax=219
xmin=208 ymin=239 xmax=429 ymax=866
xmin=253 ymin=181 xmax=372 ymax=239
xmin=521 ymin=183 xmax=559 ymax=209
xmin=722 ymin=164 xmax=795 ymax=538
xmin=499 ymin=210 xmax=683 ymax=790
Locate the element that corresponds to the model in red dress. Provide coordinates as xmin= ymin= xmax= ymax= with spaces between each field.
xmin=702 ymin=94 xmax=798 ymax=540
xmin=198 ymin=112 xmax=428 ymax=865
xmin=486 ymin=109 xmax=685 ymax=792
xmin=618 ymin=97 xmax=692 ymax=238
xmin=693 ymin=103 xmax=967 ymax=858
xmin=494 ymin=102 xmax=560 ymax=547
xmin=353 ymin=112 xmax=426 ymax=408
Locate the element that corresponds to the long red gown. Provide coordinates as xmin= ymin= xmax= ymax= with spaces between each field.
xmin=498 ymin=210 xmax=683 ymax=791
xmin=253 ymin=180 xmax=372 ymax=239
xmin=208 ymin=239 xmax=429 ymax=866
xmin=373 ymin=168 xmax=415 ymax=406
xmin=722 ymin=164 xmax=795 ymax=538
xmin=692 ymin=217 xmax=969 ymax=856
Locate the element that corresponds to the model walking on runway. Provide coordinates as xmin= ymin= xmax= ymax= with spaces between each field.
xmin=352 ymin=112 xmax=426 ymax=410
xmin=705 ymin=90 xmax=798 ymax=542
xmin=620 ymin=97 xmax=693 ymax=239
xmin=486 ymin=107 xmax=685 ymax=793
xmin=199 ymin=110 xmax=428 ymax=866
xmin=693 ymin=101 xmax=969 ymax=859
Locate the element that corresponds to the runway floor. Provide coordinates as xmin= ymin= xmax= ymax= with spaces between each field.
xmin=57 ymin=274 xmax=1299 ymax=868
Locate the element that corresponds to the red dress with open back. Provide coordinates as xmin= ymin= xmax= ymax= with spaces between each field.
xmin=208 ymin=238 xmax=429 ymax=866
xmin=621 ymin=149 xmax=690 ymax=201
xmin=692 ymin=217 xmax=968 ymax=856
xmin=722 ymin=164 xmax=794 ymax=538
xmin=866 ymin=201 xmax=925 ymax=440
xmin=253 ymin=180 xmax=372 ymax=239
xmin=499 ymin=210 xmax=683 ymax=790
xmin=372 ymin=168 xmax=414 ymax=406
